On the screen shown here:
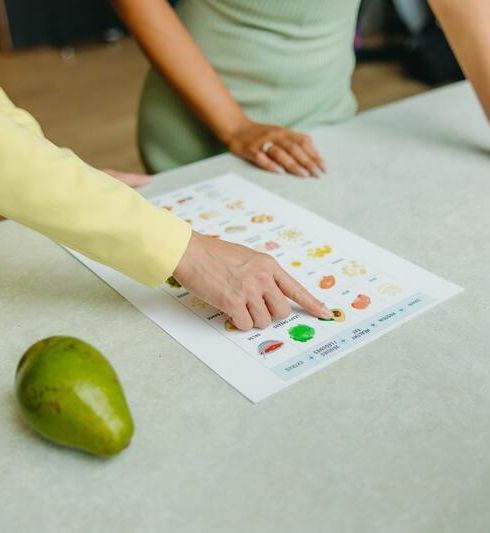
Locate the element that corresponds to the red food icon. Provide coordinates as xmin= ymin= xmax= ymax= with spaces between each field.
xmin=351 ymin=294 xmax=371 ymax=310
xmin=265 ymin=241 xmax=280 ymax=251
xmin=258 ymin=340 xmax=284 ymax=357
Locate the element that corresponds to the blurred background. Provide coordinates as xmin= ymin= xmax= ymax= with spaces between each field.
xmin=0 ymin=0 xmax=463 ymax=174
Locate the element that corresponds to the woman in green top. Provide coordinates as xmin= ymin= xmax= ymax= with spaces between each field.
xmin=113 ymin=0 xmax=490 ymax=177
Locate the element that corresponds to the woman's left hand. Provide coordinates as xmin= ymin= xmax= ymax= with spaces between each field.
xmin=226 ymin=120 xmax=326 ymax=178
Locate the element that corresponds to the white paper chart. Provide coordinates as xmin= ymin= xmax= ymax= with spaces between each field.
xmin=69 ymin=174 xmax=462 ymax=402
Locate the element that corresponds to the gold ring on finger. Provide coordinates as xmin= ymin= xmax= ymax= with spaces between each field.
xmin=261 ymin=141 xmax=274 ymax=153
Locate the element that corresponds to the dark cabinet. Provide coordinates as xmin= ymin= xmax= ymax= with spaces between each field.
xmin=0 ymin=0 xmax=125 ymax=50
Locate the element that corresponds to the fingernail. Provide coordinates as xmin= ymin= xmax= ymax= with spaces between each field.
xmin=319 ymin=305 xmax=334 ymax=319
xmin=312 ymin=166 xmax=323 ymax=178
xmin=275 ymin=166 xmax=286 ymax=175
xmin=298 ymin=168 xmax=309 ymax=178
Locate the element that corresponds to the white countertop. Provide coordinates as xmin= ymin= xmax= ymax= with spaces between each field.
xmin=1 ymin=82 xmax=489 ymax=533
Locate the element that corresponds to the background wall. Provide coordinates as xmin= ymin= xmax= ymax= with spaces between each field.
xmin=0 ymin=0 xmax=460 ymax=175
xmin=0 ymin=0 xmax=124 ymax=49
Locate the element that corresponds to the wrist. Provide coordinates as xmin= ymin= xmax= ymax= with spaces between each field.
xmin=173 ymin=230 xmax=201 ymax=280
xmin=215 ymin=112 xmax=252 ymax=146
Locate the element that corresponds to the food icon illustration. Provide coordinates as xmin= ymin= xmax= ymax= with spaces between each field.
xmin=278 ymin=228 xmax=304 ymax=242
xmin=377 ymin=283 xmax=402 ymax=297
xmin=341 ymin=260 xmax=368 ymax=277
xmin=226 ymin=200 xmax=245 ymax=210
xmin=288 ymin=324 xmax=316 ymax=343
xmin=177 ymin=196 xmax=193 ymax=204
xmin=318 ymin=308 xmax=346 ymax=323
xmin=264 ymin=241 xmax=280 ymax=250
xmin=224 ymin=319 xmax=238 ymax=331
xmin=251 ymin=214 xmax=274 ymax=224
xmin=199 ymin=210 xmax=220 ymax=220
xmin=319 ymin=275 xmax=336 ymax=289
xmin=257 ymin=340 xmax=284 ymax=357
xmin=351 ymin=294 xmax=371 ymax=310
xmin=254 ymin=241 xmax=280 ymax=252
xmin=190 ymin=297 xmax=208 ymax=309
xmin=307 ymin=245 xmax=332 ymax=258
xmin=225 ymin=225 xmax=247 ymax=234
xmin=165 ymin=276 xmax=182 ymax=288
xmin=290 ymin=261 xmax=302 ymax=267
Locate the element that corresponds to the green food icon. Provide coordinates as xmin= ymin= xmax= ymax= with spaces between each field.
xmin=288 ymin=324 xmax=316 ymax=343
xmin=165 ymin=276 xmax=182 ymax=288
xmin=15 ymin=337 xmax=134 ymax=457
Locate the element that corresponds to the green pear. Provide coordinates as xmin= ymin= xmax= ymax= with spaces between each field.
xmin=15 ymin=336 xmax=134 ymax=457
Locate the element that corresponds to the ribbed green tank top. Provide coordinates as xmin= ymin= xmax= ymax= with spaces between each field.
xmin=138 ymin=0 xmax=361 ymax=172
xmin=177 ymin=0 xmax=360 ymax=126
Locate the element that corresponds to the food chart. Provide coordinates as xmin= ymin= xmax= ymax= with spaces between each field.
xmin=68 ymin=174 xmax=462 ymax=402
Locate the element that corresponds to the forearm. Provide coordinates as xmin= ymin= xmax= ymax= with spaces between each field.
xmin=429 ymin=0 xmax=490 ymax=121
xmin=112 ymin=0 xmax=249 ymax=143
xmin=0 ymin=97 xmax=191 ymax=287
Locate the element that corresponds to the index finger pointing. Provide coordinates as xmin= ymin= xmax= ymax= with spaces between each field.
xmin=274 ymin=269 xmax=333 ymax=319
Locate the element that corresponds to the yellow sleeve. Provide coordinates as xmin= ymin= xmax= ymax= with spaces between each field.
xmin=0 ymin=89 xmax=44 ymax=136
xmin=0 ymin=89 xmax=191 ymax=287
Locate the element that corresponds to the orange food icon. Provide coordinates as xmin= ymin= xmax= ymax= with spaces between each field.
xmin=319 ymin=275 xmax=336 ymax=289
xmin=351 ymin=294 xmax=371 ymax=310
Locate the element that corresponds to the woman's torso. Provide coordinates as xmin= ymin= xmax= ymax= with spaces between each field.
xmin=175 ymin=0 xmax=361 ymax=127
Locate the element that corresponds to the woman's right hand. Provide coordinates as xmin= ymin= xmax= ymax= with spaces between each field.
xmin=173 ymin=232 xmax=334 ymax=331
xmin=226 ymin=120 xmax=326 ymax=178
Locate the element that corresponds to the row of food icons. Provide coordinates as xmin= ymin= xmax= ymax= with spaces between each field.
xmin=226 ymin=294 xmax=388 ymax=361
xmin=172 ymin=274 xmax=401 ymax=326
xmin=157 ymin=191 xmax=297 ymax=238
xmin=162 ymin=281 xmax=399 ymax=362
xmin=245 ymin=281 xmax=404 ymax=360
xmin=221 ymin=279 xmax=401 ymax=338
xmin=165 ymin=256 xmax=401 ymax=308
xmin=164 ymin=264 xmax=370 ymax=296
xmin=156 ymin=185 xmax=230 ymax=209
xmin=157 ymin=195 xmax=262 ymax=222
xmin=224 ymin=312 xmax=348 ymax=360
xmin=165 ymin=263 xmax=400 ymax=315
xmin=158 ymin=213 xmax=279 ymax=240
xmin=157 ymin=193 xmax=331 ymax=253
